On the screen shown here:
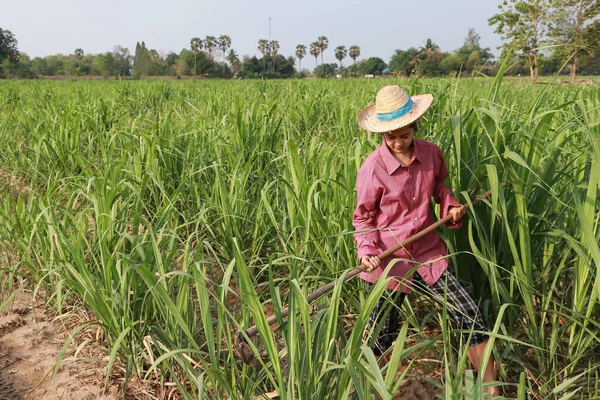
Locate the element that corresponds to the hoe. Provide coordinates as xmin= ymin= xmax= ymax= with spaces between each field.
xmin=236 ymin=183 xmax=506 ymax=365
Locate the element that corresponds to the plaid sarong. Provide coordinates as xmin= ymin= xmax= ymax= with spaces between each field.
xmin=363 ymin=267 xmax=488 ymax=355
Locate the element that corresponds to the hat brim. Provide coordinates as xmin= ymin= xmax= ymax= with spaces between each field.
xmin=357 ymin=94 xmax=433 ymax=133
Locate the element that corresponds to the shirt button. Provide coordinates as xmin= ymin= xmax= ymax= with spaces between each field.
xmin=413 ymin=197 xmax=416 ymax=200
xmin=414 ymin=217 xmax=418 ymax=221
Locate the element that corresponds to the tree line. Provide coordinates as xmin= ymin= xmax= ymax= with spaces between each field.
xmin=489 ymin=0 xmax=600 ymax=81
xmin=1 ymin=1 xmax=600 ymax=81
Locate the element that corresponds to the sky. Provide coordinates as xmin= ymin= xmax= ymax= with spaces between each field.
xmin=2 ymin=0 xmax=505 ymax=65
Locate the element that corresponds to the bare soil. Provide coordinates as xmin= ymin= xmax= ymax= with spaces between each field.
xmin=393 ymin=378 xmax=442 ymax=399
xmin=0 ymin=288 xmax=119 ymax=400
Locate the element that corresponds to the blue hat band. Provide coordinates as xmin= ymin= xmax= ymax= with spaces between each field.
xmin=377 ymin=97 xmax=414 ymax=122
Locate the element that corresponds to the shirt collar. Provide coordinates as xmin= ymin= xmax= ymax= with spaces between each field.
xmin=378 ymin=139 xmax=422 ymax=175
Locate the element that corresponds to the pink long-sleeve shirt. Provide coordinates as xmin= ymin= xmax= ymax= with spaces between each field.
xmin=353 ymin=139 xmax=461 ymax=293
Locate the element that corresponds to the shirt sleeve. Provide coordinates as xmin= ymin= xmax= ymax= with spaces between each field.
xmin=432 ymin=145 xmax=462 ymax=229
xmin=353 ymin=165 xmax=383 ymax=260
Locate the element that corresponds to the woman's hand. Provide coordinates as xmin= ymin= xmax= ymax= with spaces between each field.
xmin=448 ymin=205 xmax=466 ymax=222
xmin=360 ymin=255 xmax=380 ymax=271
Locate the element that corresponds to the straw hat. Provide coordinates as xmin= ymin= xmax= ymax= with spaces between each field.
xmin=357 ymin=86 xmax=433 ymax=133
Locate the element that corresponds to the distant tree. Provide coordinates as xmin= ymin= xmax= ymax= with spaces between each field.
xmin=265 ymin=40 xmax=272 ymax=56
xmin=418 ymin=56 xmax=444 ymax=76
xmin=241 ymin=56 xmax=262 ymax=77
xmin=173 ymin=59 xmax=188 ymax=77
xmin=113 ymin=46 xmax=131 ymax=76
xmin=489 ymin=0 xmax=550 ymax=82
xmin=349 ymin=45 xmax=360 ymax=76
xmin=456 ymin=28 xmax=494 ymax=73
xmin=190 ymin=37 xmax=203 ymax=77
xmin=389 ymin=48 xmax=419 ymax=76
xmin=279 ymin=55 xmax=296 ymax=77
xmin=205 ymin=36 xmax=217 ymax=60
xmin=30 ymin=57 xmax=48 ymax=76
xmin=179 ymin=48 xmax=216 ymax=76
xmin=421 ymin=38 xmax=440 ymax=57
xmin=409 ymin=51 xmax=424 ymax=76
xmin=579 ymin=19 xmax=600 ymax=74
xmin=584 ymin=18 xmax=600 ymax=49
xmin=79 ymin=54 xmax=95 ymax=75
xmin=295 ymin=44 xmax=306 ymax=72
xmin=314 ymin=62 xmax=337 ymax=78
xmin=310 ymin=41 xmax=320 ymax=68
xmin=13 ymin=52 xmax=35 ymax=78
xmin=270 ymin=40 xmax=279 ymax=71
xmin=440 ymin=54 xmax=463 ymax=76
xmin=548 ymin=0 xmax=600 ymax=81
xmin=218 ymin=35 xmax=231 ymax=76
xmin=164 ymin=52 xmax=178 ymax=69
xmin=258 ymin=39 xmax=269 ymax=70
xmin=359 ymin=57 xmax=387 ymax=75
xmin=466 ymin=50 xmax=482 ymax=72
xmin=0 ymin=28 xmax=19 ymax=64
xmin=578 ymin=21 xmax=600 ymax=74
xmin=148 ymin=49 xmax=164 ymax=75
xmin=464 ymin=28 xmax=481 ymax=49
xmin=17 ymin=52 xmax=30 ymax=64
xmin=42 ymin=55 xmax=64 ymax=76
xmin=133 ymin=41 xmax=152 ymax=78
xmin=74 ymin=48 xmax=84 ymax=68
xmin=579 ymin=49 xmax=600 ymax=74
xmin=241 ymin=54 xmax=295 ymax=78
xmin=94 ymin=52 xmax=116 ymax=78
xmin=0 ymin=28 xmax=19 ymax=77
xmin=317 ymin=36 xmax=329 ymax=65
xmin=334 ymin=45 xmax=347 ymax=68
xmin=226 ymin=49 xmax=240 ymax=75
xmin=537 ymin=51 xmax=561 ymax=75
xmin=417 ymin=39 xmax=443 ymax=76
xmin=64 ymin=55 xmax=77 ymax=76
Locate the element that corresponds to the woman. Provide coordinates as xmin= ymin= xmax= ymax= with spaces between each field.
xmin=353 ymin=85 xmax=499 ymax=395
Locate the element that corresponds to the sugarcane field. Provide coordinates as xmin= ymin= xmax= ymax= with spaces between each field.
xmin=0 ymin=74 xmax=598 ymax=399
xmin=2 ymin=1 xmax=600 ymax=398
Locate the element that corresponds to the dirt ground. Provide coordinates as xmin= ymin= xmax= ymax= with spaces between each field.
xmin=0 ymin=288 xmax=120 ymax=400
xmin=393 ymin=378 xmax=442 ymax=399
xmin=0 ymin=286 xmax=445 ymax=400
xmin=0 ymin=169 xmax=123 ymax=399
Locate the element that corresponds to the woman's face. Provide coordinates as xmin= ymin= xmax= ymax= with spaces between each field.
xmin=383 ymin=125 xmax=414 ymax=156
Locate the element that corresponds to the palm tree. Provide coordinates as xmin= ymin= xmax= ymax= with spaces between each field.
xmin=408 ymin=47 xmax=429 ymax=77
xmin=310 ymin=41 xmax=320 ymax=69
xmin=270 ymin=40 xmax=280 ymax=72
xmin=334 ymin=45 xmax=347 ymax=69
xmin=317 ymin=36 xmax=329 ymax=65
xmin=258 ymin=39 xmax=269 ymax=70
xmin=421 ymin=38 xmax=440 ymax=58
xmin=190 ymin=37 xmax=203 ymax=77
xmin=410 ymin=39 xmax=440 ymax=76
xmin=295 ymin=44 xmax=306 ymax=72
xmin=218 ymin=35 xmax=231 ymax=77
xmin=74 ymin=48 xmax=84 ymax=69
xmin=226 ymin=49 xmax=240 ymax=76
xmin=205 ymin=36 xmax=216 ymax=60
xmin=408 ymin=53 xmax=423 ymax=76
xmin=349 ymin=45 xmax=360 ymax=77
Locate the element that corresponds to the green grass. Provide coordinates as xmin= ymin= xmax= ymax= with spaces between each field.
xmin=0 ymin=74 xmax=598 ymax=399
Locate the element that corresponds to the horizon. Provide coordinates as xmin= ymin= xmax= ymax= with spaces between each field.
xmin=2 ymin=0 xmax=504 ymax=64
